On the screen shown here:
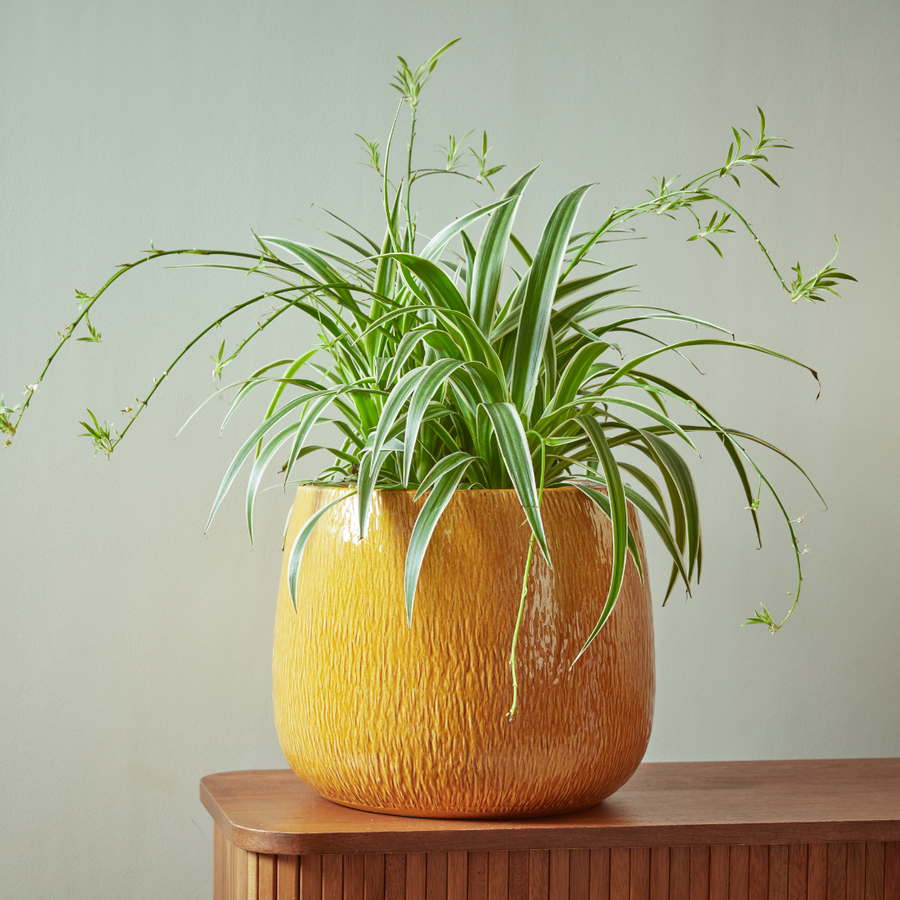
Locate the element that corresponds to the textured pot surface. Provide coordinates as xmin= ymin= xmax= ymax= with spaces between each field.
xmin=273 ymin=485 xmax=654 ymax=818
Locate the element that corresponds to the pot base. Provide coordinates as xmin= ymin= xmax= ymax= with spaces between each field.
xmin=322 ymin=794 xmax=607 ymax=821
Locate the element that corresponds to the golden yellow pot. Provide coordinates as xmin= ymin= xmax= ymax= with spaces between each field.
xmin=273 ymin=485 xmax=654 ymax=818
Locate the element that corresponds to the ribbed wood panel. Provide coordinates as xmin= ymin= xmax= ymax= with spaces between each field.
xmin=709 ymin=845 xmax=728 ymax=900
xmin=788 ymin=844 xmax=807 ymax=900
xmin=650 ymin=846 xmax=669 ymax=900
xmin=278 ymin=854 xmax=299 ymax=900
xmin=884 ymin=843 xmax=899 ymax=900
xmin=767 ymin=845 xmax=787 ymax=900
xmin=491 ymin=851 xmax=510 ymax=899
xmin=591 ymin=848 xmax=610 ymax=899
xmin=217 ymin=840 xmax=897 ymax=899
xmin=259 ymin=855 xmax=276 ymax=900
xmin=865 ymin=843 xmax=883 ymax=900
xmin=690 ymin=846 xmax=709 ymax=900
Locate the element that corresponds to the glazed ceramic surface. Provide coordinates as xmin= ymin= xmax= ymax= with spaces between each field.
xmin=273 ymin=485 xmax=654 ymax=818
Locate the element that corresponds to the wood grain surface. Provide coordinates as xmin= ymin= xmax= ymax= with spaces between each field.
xmin=258 ymin=854 xmax=276 ymax=900
xmin=201 ymin=760 xmax=900 ymax=857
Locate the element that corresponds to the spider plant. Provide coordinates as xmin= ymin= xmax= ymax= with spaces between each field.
xmin=4 ymin=40 xmax=854 ymax=681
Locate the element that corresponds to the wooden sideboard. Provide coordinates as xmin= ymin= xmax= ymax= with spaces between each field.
xmin=200 ymin=759 xmax=900 ymax=899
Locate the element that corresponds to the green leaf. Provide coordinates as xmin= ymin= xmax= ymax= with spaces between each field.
xmin=213 ymin=358 xmax=296 ymax=436
xmin=208 ymin=390 xmax=333 ymax=533
xmin=540 ymin=341 xmax=614 ymax=424
xmin=595 ymin=337 xmax=820 ymax=399
xmin=618 ymin=462 xmax=668 ymax=519
xmin=419 ymin=194 xmax=517 ymax=264
xmin=404 ymin=458 xmax=475 ymax=623
xmin=488 ymin=269 xmax=531 ymax=341
xmin=621 ymin=480 xmax=691 ymax=591
xmin=412 ymin=451 xmax=479 ymax=501
xmin=369 ymin=366 xmax=429 ymax=465
xmin=508 ymin=233 xmax=533 ymax=266
xmin=557 ymin=395 xmax=698 ymax=452
xmin=510 ymin=183 xmax=593 ymax=414
xmin=385 ymin=254 xmax=508 ymax=381
xmin=644 ymin=431 xmax=702 ymax=582
xmin=386 ymin=324 xmax=440 ymax=383
xmin=460 ymin=230 xmax=476 ymax=310
xmin=255 ymin=351 xmax=324 ymax=451
xmin=481 ymin=402 xmax=551 ymax=567
xmin=470 ymin=167 xmax=539 ymax=333
xmin=555 ymin=266 xmax=634 ymax=301
xmin=572 ymin=415 xmax=629 ymax=660
xmin=358 ymin=366 xmax=428 ymax=533
xmin=260 ymin=237 xmax=365 ymax=325
xmin=384 ymin=253 xmax=469 ymax=316
xmin=370 ymin=192 xmax=402 ymax=358
xmin=280 ymin=391 xmax=341 ymax=489
xmin=246 ymin=421 xmax=301 ymax=544
xmin=357 ymin=436 xmax=405 ymax=537
xmin=318 ymin=206 xmax=381 ymax=253
xmin=402 ymin=359 xmax=466 ymax=485
xmin=567 ymin=480 xmax=644 ymax=584
xmin=590 ymin=312 xmax=734 ymax=342
xmin=286 ymin=490 xmax=357 ymax=610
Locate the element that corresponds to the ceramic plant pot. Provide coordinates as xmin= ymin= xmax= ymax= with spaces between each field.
xmin=273 ymin=485 xmax=654 ymax=819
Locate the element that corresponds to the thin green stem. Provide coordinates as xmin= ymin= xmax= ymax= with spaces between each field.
xmin=381 ymin=103 xmax=402 ymax=250
xmin=507 ymin=438 xmax=546 ymax=722
xmin=726 ymin=434 xmax=805 ymax=632
xmin=506 ymin=533 xmax=535 ymax=722
xmin=113 ymin=287 xmax=310 ymax=447
xmin=695 ymin=191 xmax=789 ymax=293
xmin=13 ymin=248 xmax=264 ymax=436
xmin=405 ymin=108 xmax=417 ymax=251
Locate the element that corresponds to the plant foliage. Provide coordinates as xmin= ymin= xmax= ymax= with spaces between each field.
xmin=7 ymin=42 xmax=855 ymax=675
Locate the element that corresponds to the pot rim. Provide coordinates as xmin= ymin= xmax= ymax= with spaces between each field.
xmin=293 ymin=482 xmax=603 ymax=496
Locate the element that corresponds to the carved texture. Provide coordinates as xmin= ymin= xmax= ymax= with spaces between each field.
xmin=273 ymin=486 xmax=655 ymax=818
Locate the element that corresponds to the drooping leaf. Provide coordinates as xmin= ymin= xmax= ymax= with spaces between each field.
xmin=481 ymin=401 xmax=552 ymax=567
xmin=261 ymin=237 xmax=366 ymax=325
xmin=404 ymin=457 xmax=476 ymax=623
xmin=567 ymin=479 xmax=644 ymax=584
xmin=412 ymin=451 xmax=479 ymax=501
xmin=286 ymin=490 xmax=357 ymax=610
xmin=572 ymin=415 xmax=628 ymax=660
xmin=357 ymin=436 xmax=405 ymax=537
xmin=208 ymin=390 xmax=336 ymax=532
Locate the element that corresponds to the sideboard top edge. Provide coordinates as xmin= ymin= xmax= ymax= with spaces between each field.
xmin=200 ymin=760 xmax=900 ymax=855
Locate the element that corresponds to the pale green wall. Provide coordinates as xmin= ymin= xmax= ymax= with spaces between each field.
xmin=2 ymin=1 xmax=897 ymax=896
